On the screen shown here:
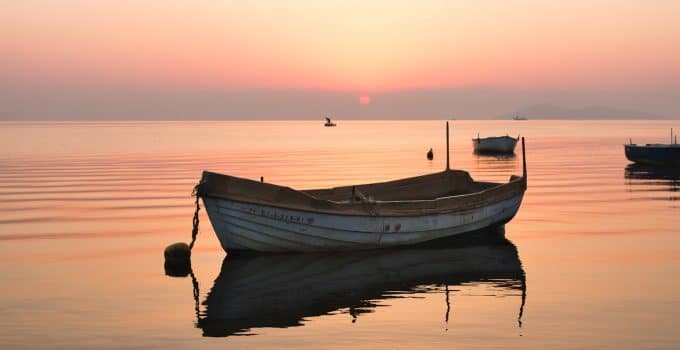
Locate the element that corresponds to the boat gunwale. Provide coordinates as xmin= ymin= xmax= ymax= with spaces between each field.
xmin=624 ymin=144 xmax=680 ymax=149
xmin=200 ymin=170 xmax=526 ymax=218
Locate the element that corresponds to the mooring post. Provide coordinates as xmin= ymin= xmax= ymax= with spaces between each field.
xmin=522 ymin=137 xmax=527 ymax=180
xmin=446 ymin=121 xmax=451 ymax=170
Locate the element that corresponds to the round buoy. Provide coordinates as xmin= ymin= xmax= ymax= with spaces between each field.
xmin=165 ymin=242 xmax=191 ymax=261
xmin=164 ymin=242 xmax=192 ymax=277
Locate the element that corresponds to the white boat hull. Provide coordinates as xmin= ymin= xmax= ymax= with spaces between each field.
xmin=473 ymin=136 xmax=518 ymax=153
xmin=203 ymin=193 xmax=524 ymax=252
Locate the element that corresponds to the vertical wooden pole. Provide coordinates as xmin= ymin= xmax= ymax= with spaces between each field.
xmin=522 ymin=137 xmax=527 ymax=180
xmin=446 ymin=121 xmax=450 ymax=170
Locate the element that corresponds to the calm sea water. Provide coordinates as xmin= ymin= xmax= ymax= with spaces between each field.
xmin=1 ymin=120 xmax=679 ymax=349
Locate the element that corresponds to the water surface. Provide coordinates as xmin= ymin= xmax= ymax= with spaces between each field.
xmin=1 ymin=120 xmax=679 ymax=349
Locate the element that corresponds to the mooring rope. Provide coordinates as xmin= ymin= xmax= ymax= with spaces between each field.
xmin=190 ymin=269 xmax=201 ymax=325
xmin=189 ymin=181 xmax=203 ymax=250
xmin=189 ymin=183 xmax=203 ymax=324
xmin=518 ymin=270 xmax=526 ymax=329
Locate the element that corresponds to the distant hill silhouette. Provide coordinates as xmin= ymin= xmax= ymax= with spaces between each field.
xmin=503 ymin=104 xmax=659 ymax=120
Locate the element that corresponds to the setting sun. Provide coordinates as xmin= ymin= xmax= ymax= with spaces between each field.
xmin=359 ymin=96 xmax=371 ymax=105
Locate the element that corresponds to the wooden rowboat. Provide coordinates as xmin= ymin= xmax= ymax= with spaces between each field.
xmin=196 ymin=125 xmax=527 ymax=253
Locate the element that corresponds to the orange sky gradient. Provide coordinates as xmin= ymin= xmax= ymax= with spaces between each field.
xmin=3 ymin=1 xmax=680 ymax=94
xmin=2 ymin=1 xmax=680 ymax=120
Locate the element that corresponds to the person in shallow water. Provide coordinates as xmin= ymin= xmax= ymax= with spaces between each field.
xmin=427 ymin=148 xmax=434 ymax=160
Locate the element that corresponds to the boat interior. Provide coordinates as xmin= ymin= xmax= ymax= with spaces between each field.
xmin=303 ymin=169 xmax=501 ymax=202
xmin=200 ymin=168 xmax=524 ymax=215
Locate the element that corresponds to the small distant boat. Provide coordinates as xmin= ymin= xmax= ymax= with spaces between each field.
xmin=196 ymin=123 xmax=527 ymax=253
xmin=512 ymin=114 xmax=527 ymax=121
xmin=473 ymin=135 xmax=519 ymax=154
xmin=625 ymin=128 xmax=680 ymax=165
xmin=324 ymin=117 xmax=336 ymax=127
xmin=426 ymin=148 xmax=433 ymax=160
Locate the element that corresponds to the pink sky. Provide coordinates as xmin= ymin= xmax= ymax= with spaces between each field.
xmin=4 ymin=1 xmax=680 ymax=92
xmin=2 ymin=1 xmax=680 ymax=119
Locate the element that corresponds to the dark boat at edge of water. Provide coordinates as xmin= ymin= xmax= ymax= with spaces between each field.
xmin=625 ymin=128 xmax=680 ymax=165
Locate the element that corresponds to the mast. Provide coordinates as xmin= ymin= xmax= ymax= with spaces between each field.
xmin=446 ymin=121 xmax=451 ymax=170
xmin=522 ymin=137 xmax=527 ymax=180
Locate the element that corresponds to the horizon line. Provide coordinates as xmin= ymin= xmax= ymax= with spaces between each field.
xmin=1 ymin=118 xmax=679 ymax=123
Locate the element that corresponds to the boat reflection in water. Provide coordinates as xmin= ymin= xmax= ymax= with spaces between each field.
xmin=473 ymin=151 xmax=517 ymax=160
xmin=473 ymin=151 xmax=518 ymax=181
xmin=624 ymin=164 xmax=680 ymax=201
xmin=195 ymin=229 xmax=526 ymax=337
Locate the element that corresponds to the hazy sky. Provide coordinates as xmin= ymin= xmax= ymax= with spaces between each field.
xmin=2 ymin=1 xmax=680 ymax=119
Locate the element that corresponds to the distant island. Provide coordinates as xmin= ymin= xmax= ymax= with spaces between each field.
xmin=501 ymin=104 xmax=660 ymax=120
